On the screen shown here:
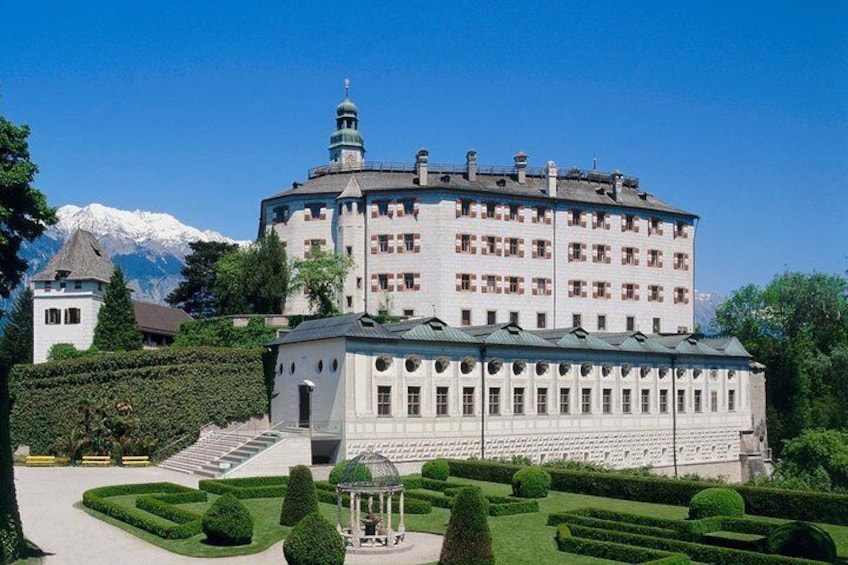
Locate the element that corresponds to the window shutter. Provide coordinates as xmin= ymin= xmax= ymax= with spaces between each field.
xmin=546 ymin=209 xmax=552 ymax=224
xmin=569 ymin=281 xmax=575 ymax=298
xmin=387 ymin=273 xmax=395 ymax=291
xmin=518 ymin=239 xmax=524 ymax=258
xmin=634 ymin=248 xmax=639 ymax=266
xmin=414 ymin=199 xmax=420 ymax=216
xmin=455 ymin=234 xmax=462 ymax=253
xmin=621 ymin=285 xmax=627 ymax=301
xmin=456 ymin=274 xmax=462 ymax=292
xmin=532 ymin=278 xmax=538 ymax=296
xmin=580 ymin=213 xmax=586 ymax=228
xmin=633 ymin=216 xmax=639 ymax=232
xmin=304 ymin=207 xmax=313 ymax=221
xmin=371 ymin=204 xmax=378 ymax=219
xmin=592 ymin=284 xmax=599 ymax=299
xmin=387 ymin=234 xmax=394 ymax=253
xmin=635 ymin=283 xmax=640 ymax=301
xmin=396 ymin=201 xmax=404 ymax=217
xmin=496 ymin=275 xmax=503 ymax=294
xmin=495 ymin=204 xmax=503 ymax=220
xmin=470 ymin=274 xmax=477 ymax=292
xmin=580 ymin=244 xmax=587 ymax=261
xmin=518 ymin=276 xmax=525 ymax=294
xmin=568 ymin=212 xmax=575 ymax=226
xmin=659 ymin=287 xmax=664 ymax=303
xmin=496 ymin=236 xmax=503 ymax=256
xmin=517 ymin=206 xmax=524 ymax=222
xmin=370 ymin=235 xmax=378 ymax=254
xmin=471 ymin=234 xmax=478 ymax=254
xmin=396 ymin=272 xmax=405 ymax=290
xmin=455 ymin=200 xmax=462 ymax=218
xmin=414 ymin=273 xmax=421 ymax=291
xmin=658 ymin=251 xmax=663 ymax=268
xmin=545 ymin=242 xmax=552 ymax=259
xmin=532 ymin=240 xmax=538 ymax=259
xmin=605 ymin=285 xmax=611 ymax=299
xmin=371 ymin=274 xmax=379 ymax=292
xmin=414 ymin=234 xmax=421 ymax=253
xmin=546 ymin=278 xmax=553 ymax=296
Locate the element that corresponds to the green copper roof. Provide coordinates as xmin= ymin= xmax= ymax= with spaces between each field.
xmin=336 ymin=98 xmax=358 ymax=116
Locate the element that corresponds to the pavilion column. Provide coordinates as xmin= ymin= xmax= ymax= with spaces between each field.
xmin=387 ymin=493 xmax=393 ymax=543
xmin=399 ymin=490 xmax=405 ymax=532
xmin=336 ymin=493 xmax=343 ymax=533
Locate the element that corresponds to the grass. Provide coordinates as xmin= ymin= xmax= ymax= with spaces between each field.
xmin=81 ymin=476 xmax=848 ymax=564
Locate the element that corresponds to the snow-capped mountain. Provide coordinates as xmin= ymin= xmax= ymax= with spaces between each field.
xmin=17 ymin=203 xmax=248 ymax=304
xmin=694 ymin=291 xmax=725 ymax=334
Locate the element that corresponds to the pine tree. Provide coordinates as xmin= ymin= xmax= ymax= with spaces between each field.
xmin=93 ymin=267 xmax=142 ymax=352
xmin=0 ymin=288 xmax=34 ymax=370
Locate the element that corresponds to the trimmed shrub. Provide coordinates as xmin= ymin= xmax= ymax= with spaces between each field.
xmin=201 ymin=493 xmax=254 ymax=546
xmin=512 ymin=466 xmax=552 ymax=498
xmin=422 ymin=458 xmax=450 ymax=481
xmin=439 ymin=488 xmax=494 ymax=565
xmin=280 ymin=465 xmax=318 ymax=526
xmin=768 ymin=522 xmax=837 ymax=563
xmin=199 ymin=476 xmax=288 ymax=499
xmin=688 ymin=488 xmax=745 ymax=519
xmin=328 ymin=458 xmax=372 ymax=485
xmin=283 ymin=512 xmax=345 ymax=565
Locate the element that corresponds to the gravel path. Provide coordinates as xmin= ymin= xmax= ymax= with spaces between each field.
xmin=15 ymin=466 xmax=443 ymax=565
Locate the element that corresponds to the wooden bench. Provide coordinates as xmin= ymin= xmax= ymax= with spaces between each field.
xmin=25 ymin=455 xmax=56 ymax=466
xmin=121 ymin=456 xmax=150 ymax=467
xmin=81 ymin=455 xmax=112 ymax=466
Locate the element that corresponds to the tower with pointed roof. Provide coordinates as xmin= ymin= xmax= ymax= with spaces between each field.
xmin=30 ymin=229 xmax=114 ymax=362
xmin=328 ymin=79 xmax=365 ymax=166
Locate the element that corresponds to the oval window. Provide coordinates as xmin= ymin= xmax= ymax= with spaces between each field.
xmin=487 ymin=359 xmax=502 ymax=375
xmin=435 ymin=358 xmax=449 ymax=374
xmin=558 ymin=362 xmax=571 ymax=377
xmin=405 ymin=356 xmax=421 ymax=373
xmin=375 ymin=355 xmax=392 ymax=372
xmin=580 ymin=362 xmax=593 ymax=377
xmin=460 ymin=358 xmax=475 ymax=375
xmin=535 ymin=362 xmax=549 ymax=376
xmin=331 ymin=359 xmax=339 ymax=372
xmin=513 ymin=360 xmax=526 ymax=375
xmin=290 ymin=362 xmax=296 ymax=374
xmin=317 ymin=360 xmax=324 ymax=373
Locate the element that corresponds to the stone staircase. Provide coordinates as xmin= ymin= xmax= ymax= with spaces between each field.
xmin=159 ymin=428 xmax=285 ymax=478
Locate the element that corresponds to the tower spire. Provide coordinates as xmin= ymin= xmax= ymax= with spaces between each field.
xmin=344 ymin=78 xmax=350 ymax=98
xmin=329 ymin=80 xmax=365 ymax=166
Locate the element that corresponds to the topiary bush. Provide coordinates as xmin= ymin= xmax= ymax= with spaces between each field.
xmin=768 ymin=521 xmax=837 ymax=563
xmin=283 ymin=512 xmax=345 ymax=565
xmin=280 ymin=465 xmax=319 ymax=526
xmin=439 ymin=487 xmax=494 ymax=565
xmin=512 ymin=466 xmax=552 ymax=498
xmin=422 ymin=458 xmax=450 ymax=481
xmin=688 ymin=487 xmax=745 ymax=519
xmin=328 ymin=458 xmax=372 ymax=485
xmin=201 ymin=493 xmax=253 ymax=546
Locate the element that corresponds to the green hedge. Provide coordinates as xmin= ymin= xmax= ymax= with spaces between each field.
xmin=689 ymin=488 xmax=745 ymax=519
xmin=136 ymin=494 xmax=205 ymax=525
xmin=556 ymin=526 xmax=691 ymax=564
xmin=199 ymin=476 xmax=289 ymax=499
xmin=10 ymin=347 xmax=268 ymax=456
xmin=568 ymin=524 xmax=827 ymax=565
xmin=82 ymin=482 xmax=203 ymax=539
xmin=449 ymin=459 xmax=848 ymax=525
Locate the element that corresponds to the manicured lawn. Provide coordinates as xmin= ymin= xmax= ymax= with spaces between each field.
xmin=81 ymin=476 xmax=848 ymax=564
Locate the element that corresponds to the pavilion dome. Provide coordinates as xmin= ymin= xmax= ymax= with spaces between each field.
xmin=338 ymin=450 xmax=401 ymax=489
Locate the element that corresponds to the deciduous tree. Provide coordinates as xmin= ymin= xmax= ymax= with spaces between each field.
xmin=292 ymin=248 xmax=352 ymax=317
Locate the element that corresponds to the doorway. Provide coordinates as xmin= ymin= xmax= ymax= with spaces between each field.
xmin=298 ymin=384 xmax=311 ymax=428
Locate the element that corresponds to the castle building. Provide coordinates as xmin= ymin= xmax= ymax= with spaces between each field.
xmin=31 ymin=229 xmax=191 ymax=362
xmin=269 ymin=313 xmax=768 ymax=481
xmin=260 ymin=89 xmax=697 ymax=333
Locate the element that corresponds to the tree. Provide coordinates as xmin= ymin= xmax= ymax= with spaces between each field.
xmin=165 ymin=240 xmax=237 ymax=318
xmin=291 ymin=248 xmax=352 ymax=317
xmin=771 ymin=429 xmax=848 ymax=492
xmin=213 ymin=232 xmax=289 ymax=315
xmin=93 ymin=266 xmax=142 ymax=352
xmin=279 ymin=465 xmax=318 ymax=526
xmin=0 ymin=288 xmax=33 ymax=370
xmin=0 ymin=114 xmax=56 ymax=562
xmin=714 ymin=271 xmax=848 ymax=453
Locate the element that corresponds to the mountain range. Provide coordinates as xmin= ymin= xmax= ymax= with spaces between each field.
xmin=7 ymin=203 xmax=725 ymax=331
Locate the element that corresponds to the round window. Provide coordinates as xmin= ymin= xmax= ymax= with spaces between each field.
xmin=435 ymin=358 xmax=449 ymax=374
xmin=512 ymin=360 xmax=526 ymax=375
xmin=405 ymin=357 xmax=421 ymax=373
xmin=375 ymin=355 xmax=392 ymax=372
xmin=487 ymin=359 xmax=502 ymax=375
xmin=460 ymin=358 xmax=475 ymax=375
xmin=535 ymin=362 xmax=549 ymax=376
xmin=580 ymin=362 xmax=593 ymax=377
xmin=558 ymin=362 xmax=571 ymax=377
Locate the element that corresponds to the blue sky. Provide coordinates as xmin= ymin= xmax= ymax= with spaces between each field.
xmin=1 ymin=1 xmax=845 ymax=294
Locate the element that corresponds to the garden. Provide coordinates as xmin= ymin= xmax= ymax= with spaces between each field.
xmin=80 ymin=458 xmax=848 ymax=564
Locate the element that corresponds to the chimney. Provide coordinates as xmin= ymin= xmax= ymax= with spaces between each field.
xmin=466 ymin=150 xmax=478 ymax=182
xmin=416 ymin=149 xmax=429 ymax=186
xmin=611 ymin=170 xmax=623 ymax=201
xmin=545 ymin=160 xmax=558 ymax=197
xmin=514 ymin=151 xmax=528 ymax=184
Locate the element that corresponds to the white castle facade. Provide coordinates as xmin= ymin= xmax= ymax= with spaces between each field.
xmin=263 ymin=89 xmax=769 ymax=482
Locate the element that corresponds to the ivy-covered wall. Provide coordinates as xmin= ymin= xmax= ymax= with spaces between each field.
xmin=10 ymin=348 xmax=269 ymax=455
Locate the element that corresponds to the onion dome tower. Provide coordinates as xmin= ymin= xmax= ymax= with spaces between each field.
xmin=329 ymin=79 xmax=365 ymax=166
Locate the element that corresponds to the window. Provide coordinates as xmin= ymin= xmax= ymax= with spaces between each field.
xmin=710 ymin=391 xmax=718 ymax=413
xmin=487 ymin=310 xmax=497 ymax=325
xmin=401 ymin=199 xmax=415 ymax=215
xmin=602 ymin=388 xmax=612 ymax=414
xmin=626 ymin=316 xmax=635 ymax=331
xmin=404 ymin=273 xmax=415 ymax=290
xmin=59 ymin=282 xmax=66 ymax=290
xmin=508 ymin=277 xmax=519 ymax=294
xmin=694 ymin=390 xmax=703 ymax=413
xmin=597 ymin=315 xmax=607 ymax=331
xmin=461 ymin=234 xmax=471 ymax=252
xmin=594 ymin=244 xmax=608 ymax=263
xmin=407 ymin=387 xmax=421 ymax=416
xmin=508 ymin=204 xmax=519 ymax=220
xmin=377 ymin=200 xmax=391 ymax=216
xmin=98 ymin=282 xmax=103 ymax=291
xmin=677 ymin=390 xmax=686 ymax=413
xmin=404 ymin=233 xmax=415 ymax=251
xmin=569 ymin=242 xmax=583 ymax=261
xmin=570 ymin=280 xmax=584 ymax=298
xmin=377 ymin=386 xmax=392 ymax=416
xmin=649 ymin=286 xmax=663 ymax=303
xmin=623 ymin=214 xmax=637 ymax=231
xmin=488 ymin=388 xmax=500 ymax=415
xmin=537 ymin=278 xmax=548 ymax=294
xmin=378 ymin=274 xmax=388 ymax=290
xmin=306 ymin=202 xmax=325 ymax=219
xmin=623 ymin=283 xmax=637 ymax=300
xmin=44 ymin=308 xmax=61 ymax=325
xmin=728 ymin=390 xmax=736 ymax=412
xmin=309 ymin=239 xmax=322 ymax=252
xmin=462 ymin=387 xmax=475 ymax=415
xmin=659 ymin=389 xmax=669 ymax=413
xmin=537 ymin=388 xmax=548 ymax=415
xmin=674 ymin=252 xmax=689 ymax=270
xmin=641 ymin=389 xmax=650 ymax=413
xmin=356 ymin=277 xmax=363 ymax=289
xmin=674 ymin=221 xmax=687 ymax=238
xmin=513 ymin=388 xmax=525 ymax=415
xmin=378 ymin=235 xmax=389 ymax=253
xmin=593 ymin=211 xmax=608 ymax=229
xmin=535 ymin=206 xmax=548 ymax=222
xmin=460 ymin=200 xmax=472 ymax=216
xmin=570 ymin=209 xmax=583 ymax=226
xmin=537 ymin=312 xmax=547 ymax=329
xmin=485 ymin=202 xmax=496 ymax=218
xmin=572 ymin=313 xmax=582 ymax=327
xmin=653 ymin=317 xmax=661 ymax=333
xmin=461 ymin=274 xmax=471 ymax=291
xmin=674 ymin=287 xmax=689 ymax=304
xmin=272 ymin=205 xmax=290 ymax=224
xmin=594 ymin=281 xmax=611 ymax=299
xmin=648 ymin=249 xmax=661 ymax=267
xmin=560 ymin=388 xmax=571 ymax=414
xmin=64 ymin=308 xmax=81 ymax=324
xmin=622 ymin=389 xmax=632 ymax=414
xmin=403 ymin=309 xmax=414 ymax=317
xmin=535 ymin=240 xmax=546 ymax=257
xmin=581 ymin=388 xmax=592 ymax=414
xmin=74 ymin=281 xmax=82 ymax=290
xmin=486 ymin=275 xmax=496 ymax=293
xmin=623 ymin=247 xmax=637 ymax=265
xmin=486 ymin=236 xmax=496 ymax=254
xmin=507 ymin=238 xmax=519 ymax=256
xmin=509 ymin=311 xmax=519 ymax=324
xmin=461 ymin=309 xmax=471 ymax=326
xmin=436 ymin=387 xmax=449 ymax=416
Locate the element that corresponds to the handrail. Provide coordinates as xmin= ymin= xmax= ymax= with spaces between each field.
xmin=152 ymin=420 xmax=216 ymax=461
